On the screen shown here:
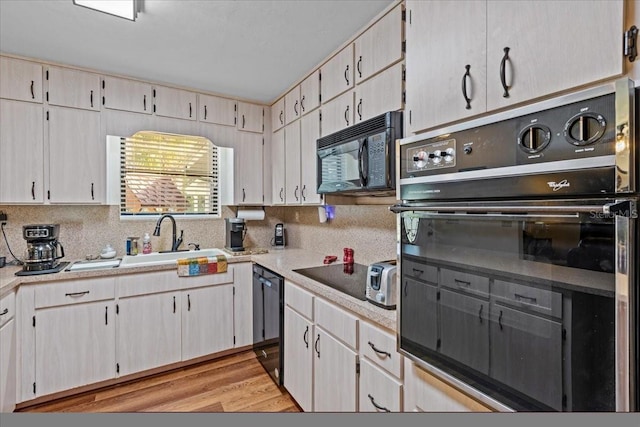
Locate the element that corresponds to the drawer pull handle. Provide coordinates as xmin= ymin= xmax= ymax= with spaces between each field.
xmin=412 ymin=268 xmax=423 ymax=275
xmin=314 ymin=334 xmax=320 ymax=358
xmin=478 ymin=304 xmax=483 ymax=324
xmin=368 ymin=394 xmax=390 ymax=412
xmin=514 ymin=293 xmax=537 ymax=305
xmin=0 ymin=308 xmax=8 ymax=316
xmin=500 ymin=47 xmax=511 ymax=98
xmin=187 ymin=294 xmax=191 ymax=311
xmin=303 ymin=325 xmax=309 ymax=348
xmin=368 ymin=341 xmax=391 ymax=358
xmin=30 ymin=80 xmax=35 ymax=99
xmin=498 ymin=310 xmax=503 ymax=331
xmin=454 ymin=279 xmax=471 ymax=287
xmin=65 ymin=291 xmax=90 ymax=297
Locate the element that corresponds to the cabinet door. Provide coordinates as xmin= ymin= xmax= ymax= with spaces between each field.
xmin=234 ymin=131 xmax=263 ymax=204
xmin=232 ymin=263 xmax=253 ymax=348
xmin=359 ymin=359 xmax=401 ymax=412
xmin=320 ymin=90 xmax=354 ymax=137
xmin=0 ymin=100 xmax=44 ymax=203
xmin=400 ymin=277 xmax=438 ymax=351
xmin=300 ymin=69 xmax=320 ymax=115
xmin=285 ymin=121 xmax=301 ymax=205
xmin=117 ymin=292 xmax=181 ymax=377
xmin=102 ymin=76 xmax=152 ymax=114
xmin=353 ymin=62 xmax=403 ymax=124
xmin=440 ymin=289 xmax=489 ymax=374
xmin=300 ymin=109 xmax=322 ymax=204
xmin=237 ymin=101 xmax=264 ymax=133
xmin=486 ymin=0 xmax=623 ymax=111
xmin=199 ymin=94 xmax=236 ymax=126
xmin=284 ymin=86 xmax=301 ymax=125
xmin=0 ymin=319 xmax=16 ymax=413
xmin=0 ymin=57 xmax=42 ymax=103
xmin=271 ymin=128 xmax=286 ymax=205
xmin=182 ymin=284 xmax=234 ymax=361
xmin=272 ymin=97 xmax=285 ymax=131
xmin=284 ymin=307 xmax=314 ymax=412
xmin=405 ymin=0 xmax=486 ymax=134
xmin=153 ymin=85 xmax=197 ymax=120
xmin=48 ymin=106 xmax=102 ymax=203
xmin=47 ymin=66 xmax=101 ymax=111
xmin=313 ymin=328 xmax=358 ymax=412
xmin=35 ymin=301 xmax=115 ymax=397
xmin=321 ymin=44 xmax=354 ymax=104
xmin=489 ymin=304 xmax=563 ymax=411
xmin=354 ymin=3 xmax=404 ymax=84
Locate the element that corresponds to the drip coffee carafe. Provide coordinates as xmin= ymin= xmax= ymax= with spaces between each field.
xmin=21 ymin=224 xmax=65 ymax=272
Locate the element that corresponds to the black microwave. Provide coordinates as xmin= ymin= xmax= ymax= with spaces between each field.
xmin=316 ymin=111 xmax=402 ymax=196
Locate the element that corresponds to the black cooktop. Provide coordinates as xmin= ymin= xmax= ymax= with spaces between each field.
xmin=293 ymin=262 xmax=368 ymax=301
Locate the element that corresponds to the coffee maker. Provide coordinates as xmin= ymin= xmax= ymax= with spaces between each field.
xmin=225 ymin=218 xmax=246 ymax=252
xmin=17 ymin=224 xmax=67 ymax=275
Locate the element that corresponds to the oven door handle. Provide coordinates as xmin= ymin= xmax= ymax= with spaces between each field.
xmin=389 ymin=203 xmax=624 ymax=217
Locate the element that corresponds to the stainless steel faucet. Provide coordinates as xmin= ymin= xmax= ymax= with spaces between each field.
xmin=153 ymin=214 xmax=183 ymax=252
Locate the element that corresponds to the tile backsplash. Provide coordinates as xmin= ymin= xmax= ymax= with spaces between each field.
xmin=0 ymin=204 xmax=396 ymax=266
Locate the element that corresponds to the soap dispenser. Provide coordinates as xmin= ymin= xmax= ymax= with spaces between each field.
xmin=142 ymin=232 xmax=152 ymax=254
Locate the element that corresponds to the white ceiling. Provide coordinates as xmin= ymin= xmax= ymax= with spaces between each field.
xmin=0 ymin=0 xmax=394 ymax=104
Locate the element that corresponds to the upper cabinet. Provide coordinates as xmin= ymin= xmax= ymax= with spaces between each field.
xmin=353 ymin=62 xmax=404 ymax=124
xmin=284 ymin=86 xmax=301 ymax=125
xmin=0 ymin=57 xmax=43 ymax=103
xmin=102 ymin=76 xmax=153 ymax=114
xmin=272 ymin=97 xmax=285 ymax=131
xmin=46 ymin=66 xmax=101 ymax=111
xmin=300 ymin=69 xmax=321 ymax=115
xmin=199 ymin=94 xmax=236 ymax=127
xmin=237 ymin=101 xmax=264 ymax=133
xmin=354 ymin=3 xmax=404 ymax=84
xmin=405 ymin=0 xmax=625 ymax=134
xmin=153 ymin=85 xmax=197 ymax=121
xmin=321 ymin=44 xmax=354 ymax=104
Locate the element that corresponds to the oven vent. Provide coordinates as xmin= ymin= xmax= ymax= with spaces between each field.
xmin=317 ymin=111 xmax=401 ymax=149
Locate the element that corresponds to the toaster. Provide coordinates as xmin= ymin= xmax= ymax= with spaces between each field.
xmin=366 ymin=260 xmax=397 ymax=309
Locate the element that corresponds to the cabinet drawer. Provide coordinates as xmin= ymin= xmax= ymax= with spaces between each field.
xmin=492 ymin=279 xmax=562 ymax=318
xmin=285 ymin=280 xmax=314 ymax=320
xmin=440 ymin=268 xmax=489 ymax=297
xmin=315 ymin=298 xmax=358 ymax=349
xmin=178 ymin=267 xmax=234 ymax=289
xmin=35 ymin=277 xmax=115 ymax=308
xmin=0 ymin=291 xmax=15 ymax=327
xmin=402 ymin=259 xmax=437 ymax=284
xmin=359 ymin=321 xmax=402 ymax=379
xmin=359 ymin=358 xmax=402 ymax=412
xmin=118 ymin=271 xmax=179 ymax=298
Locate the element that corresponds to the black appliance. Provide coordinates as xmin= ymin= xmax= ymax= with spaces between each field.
xmin=273 ymin=223 xmax=285 ymax=248
xmin=253 ymin=264 xmax=284 ymax=386
xmin=316 ymin=111 xmax=402 ymax=195
xmin=293 ymin=262 xmax=369 ymax=301
xmin=16 ymin=224 xmax=69 ymax=276
xmin=224 ymin=218 xmax=246 ymax=252
xmin=392 ymin=79 xmax=638 ymax=412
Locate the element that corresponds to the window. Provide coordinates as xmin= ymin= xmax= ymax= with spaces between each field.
xmin=119 ymin=131 xmax=220 ymax=217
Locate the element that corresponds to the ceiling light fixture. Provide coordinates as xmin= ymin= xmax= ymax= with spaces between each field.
xmin=73 ymin=0 xmax=138 ymax=21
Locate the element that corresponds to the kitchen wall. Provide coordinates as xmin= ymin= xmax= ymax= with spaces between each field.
xmin=0 ymin=204 xmax=396 ymax=266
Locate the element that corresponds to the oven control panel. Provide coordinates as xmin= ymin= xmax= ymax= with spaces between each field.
xmin=407 ymin=139 xmax=456 ymax=173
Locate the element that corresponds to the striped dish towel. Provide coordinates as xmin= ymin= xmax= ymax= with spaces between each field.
xmin=177 ymin=255 xmax=228 ymax=276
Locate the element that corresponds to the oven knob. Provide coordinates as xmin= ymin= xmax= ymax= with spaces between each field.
xmin=518 ymin=124 xmax=551 ymax=153
xmin=463 ymin=146 xmax=473 ymax=154
xmin=412 ymin=150 xmax=428 ymax=168
xmin=376 ymin=292 xmax=385 ymax=303
xmin=563 ymin=112 xmax=606 ymax=146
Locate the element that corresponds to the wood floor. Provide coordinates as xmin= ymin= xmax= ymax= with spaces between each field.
xmin=18 ymin=350 xmax=301 ymax=413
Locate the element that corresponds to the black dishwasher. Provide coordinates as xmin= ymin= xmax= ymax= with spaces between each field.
xmin=252 ymin=264 xmax=284 ymax=386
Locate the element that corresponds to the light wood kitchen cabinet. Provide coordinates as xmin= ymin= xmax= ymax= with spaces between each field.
xmin=285 ymin=121 xmax=302 ymax=204
xmin=271 ymin=128 xmax=286 ymax=205
xmin=272 ymin=97 xmax=285 ymax=131
xmin=0 ymin=100 xmax=44 ymax=204
xmin=353 ymin=62 xmax=404 ymax=124
xmin=47 ymin=106 xmax=102 ymax=203
xmin=354 ymin=2 xmax=404 ymax=85
xmin=232 ymin=262 xmax=253 ymax=348
xmin=0 ymin=292 xmax=16 ymax=413
xmin=46 ymin=66 xmax=101 ymax=111
xmin=237 ymin=101 xmax=264 ymax=133
xmin=199 ymin=94 xmax=236 ymax=126
xmin=153 ymin=85 xmax=197 ymax=121
xmin=0 ymin=56 xmax=43 ymax=103
xmin=234 ymin=131 xmax=264 ymax=205
xmin=359 ymin=359 xmax=402 ymax=412
xmin=285 ymin=87 xmax=301 ymax=125
xmin=320 ymin=90 xmax=354 ymax=137
xmin=284 ymin=306 xmax=314 ymax=411
xmin=102 ymin=76 xmax=152 ymax=114
xmin=300 ymin=69 xmax=321 ymax=115
xmin=321 ymin=44 xmax=354 ymax=104
xmin=299 ymin=109 xmax=322 ymax=204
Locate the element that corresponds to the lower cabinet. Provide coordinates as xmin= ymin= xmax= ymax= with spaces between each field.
xmin=0 ymin=292 xmax=16 ymax=412
xmin=283 ymin=306 xmax=314 ymax=411
xmin=359 ymin=359 xmax=401 ymax=412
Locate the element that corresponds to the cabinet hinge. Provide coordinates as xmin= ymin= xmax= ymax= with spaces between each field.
xmin=402 ymin=67 xmax=406 ymax=82
xmin=262 ymin=108 xmax=265 ymax=117
xmin=356 ymin=358 xmax=360 ymax=375
xmin=401 ymin=9 xmax=406 ymax=22
xmin=233 ymin=336 xmax=236 ymax=345
xmin=408 ymin=9 xmax=412 ymax=25
xmin=319 ymin=71 xmax=322 ymax=81
xmin=233 ymin=286 xmax=235 ymax=296
xmin=46 ymin=110 xmax=49 ymax=120
xmin=402 ymin=41 xmax=406 ymax=53
xmin=262 ymin=138 xmax=265 ymax=146
xmin=46 ymin=70 xmax=48 ymax=80
xmin=234 ymin=103 xmax=237 ymax=112
xmin=624 ymin=25 xmax=638 ymax=62
xmin=262 ymin=328 xmax=265 ymax=339
xmin=153 ymin=89 xmax=156 ymax=97
xmin=409 ymin=110 xmax=412 ymax=125
xmin=46 ymin=92 xmax=49 ymax=102
xmin=402 ymin=91 xmax=406 ymax=103
xmin=116 ymin=304 xmax=119 ymax=315
xmin=102 ymin=79 xmax=105 ymax=89
xmin=437 ymin=291 xmax=440 ymax=301
xmin=116 ymin=363 xmax=120 ymax=374
xmin=47 ymin=190 xmax=50 ymax=200
xmin=102 ymin=96 xmax=105 ymax=106
xmin=562 ymin=328 xmax=567 ymax=341
xmin=319 ymin=111 xmax=322 ymax=122
xmin=153 ymin=104 xmax=156 ymax=113
xmin=33 ymin=382 xmax=36 ymax=394
xmin=437 ymin=338 xmax=441 ymax=349
xmin=32 ymin=315 xmax=35 ymax=327
xmin=319 ymin=94 xmax=322 ymax=104
xmin=562 ymin=394 xmax=567 ymax=409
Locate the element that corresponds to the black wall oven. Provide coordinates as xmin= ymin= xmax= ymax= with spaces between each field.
xmin=392 ymin=79 xmax=637 ymax=411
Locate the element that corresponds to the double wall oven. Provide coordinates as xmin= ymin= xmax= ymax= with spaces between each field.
xmin=392 ymin=79 xmax=638 ymax=411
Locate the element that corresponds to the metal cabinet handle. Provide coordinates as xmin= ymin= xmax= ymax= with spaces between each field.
xmin=344 ymin=105 xmax=350 ymax=126
xmin=300 ymin=95 xmax=305 ymax=112
xmin=301 ymin=184 xmax=306 ymax=201
xmin=454 ymin=279 xmax=471 ymax=287
xmin=189 ymin=102 xmax=192 ymax=118
xmin=368 ymin=394 xmax=390 ymax=412
xmin=462 ymin=64 xmax=472 ymax=109
xmin=357 ymin=56 xmax=362 ymax=78
xmin=242 ymin=188 xmax=246 ymax=202
xmin=279 ymin=110 xmax=284 ymax=125
xmin=314 ymin=334 xmax=320 ymax=358
xmin=0 ymin=309 xmax=8 ymax=316
xmin=105 ymin=306 xmax=108 ymax=325
xmin=187 ymin=294 xmax=191 ymax=311
xmin=143 ymin=95 xmax=146 ymax=111
xmin=344 ymin=64 xmax=350 ymax=86
xmin=294 ymin=185 xmax=299 ymax=201
xmin=403 ymin=281 xmax=408 ymax=297
xmin=368 ymin=341 xmax=391 ymax=358
xmin=499 ymin=310 xmax=503 ymax=330
xmin=412 ymin=267 xmax=424 ymax=276
xmin=31 ymin=181 xmax=35 ymax=200
xmin=500 ymin=47 xmax=511 ymax=98
xmin=204 ymin=105 xmax=208 ymax=120
xmin=357 ymin=98 xmax=362 ymax=120
xmin=173 ymin=296 xmax=176 ymax=313
xmin=30 ymin=80 xmax=35 ymax=99
xmin=279 ymin=188 xmax=284 ymax=202
xmin=90 ymin=90 xmax=94 ymax=108
xmin=91 ymin=182 xmax=94 ymax=200
xmin=65 ymin=291 xmax=89 ymax=297
xmin=303 ymin=325 xmax=309 ymax=348
xmin=478 ymin=304 xmax=483 ymax=324
xmin=242 ymin=115 xmax=246 ymax=128
xmin=294 ymin=100 xmax=299 ymax=116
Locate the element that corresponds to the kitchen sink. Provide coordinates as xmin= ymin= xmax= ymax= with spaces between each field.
xmin=119 ymin=248 xmax=226 ymax=267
